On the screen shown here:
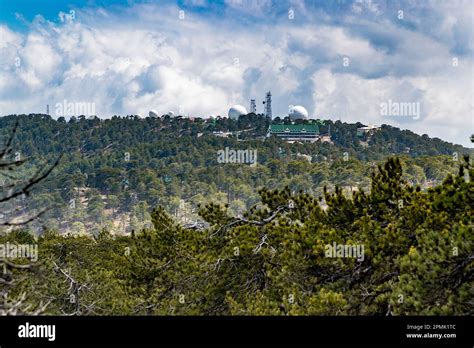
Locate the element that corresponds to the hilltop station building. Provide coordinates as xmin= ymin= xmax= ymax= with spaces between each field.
xmin=356 ymin=124 xmax=381 ymax=137
xmin=267 ymin=124 xmax=320 ymax=143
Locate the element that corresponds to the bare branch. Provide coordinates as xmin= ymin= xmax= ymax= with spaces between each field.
xmin=210 ymin=203 xmax=293 ymax=238
xmin=0 ymin=154 xmax=63 ymax=204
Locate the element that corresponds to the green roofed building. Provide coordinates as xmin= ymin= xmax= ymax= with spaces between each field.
xmin=267 ymin=123 xmax=319 ymax=143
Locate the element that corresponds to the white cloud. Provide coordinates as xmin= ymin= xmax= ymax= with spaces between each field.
xmin=311 ymin=63 xmax=473 ymax=146
xmin=352 ymin=0 xmax=381 ymax=15
xmin=224 ymin=0 xmax=273 ymax=17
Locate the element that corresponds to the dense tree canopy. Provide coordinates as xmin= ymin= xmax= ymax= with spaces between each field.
xmin=1 ymin=156 xmax=472 ymax=315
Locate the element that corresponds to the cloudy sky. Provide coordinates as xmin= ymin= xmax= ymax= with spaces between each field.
xmin=0 ymin=0 xmax=472 ymax=146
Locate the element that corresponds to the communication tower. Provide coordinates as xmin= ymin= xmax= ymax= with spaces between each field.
xmin=250 ymin=99 xmax=256 ymax=113
xmin=262 ymin=91 xmax=272 ymax=118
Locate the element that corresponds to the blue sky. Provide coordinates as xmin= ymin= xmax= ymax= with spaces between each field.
xmin=0 ymin=0 xmax=472 ymax=146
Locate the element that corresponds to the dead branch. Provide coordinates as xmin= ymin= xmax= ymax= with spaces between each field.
xmin=210 ymin=203 xmax=294 ymax=238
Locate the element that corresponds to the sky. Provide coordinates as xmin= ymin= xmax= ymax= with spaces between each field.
xmin=0 ymin=0 xmax=472 ymax=146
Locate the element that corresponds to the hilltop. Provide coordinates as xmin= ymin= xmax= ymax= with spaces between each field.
xmin=0 ymin=113 xmax=470 ymax=235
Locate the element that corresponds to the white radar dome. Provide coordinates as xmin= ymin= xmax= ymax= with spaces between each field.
xmin=228 ymin=105 xmax=248 ymax=120
xmin=289 ymin=105 xmax=309 ymax=120
xmin=149 ymin=110 xmax=159 ymax=118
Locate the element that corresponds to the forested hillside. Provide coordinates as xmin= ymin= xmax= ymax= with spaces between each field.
xmin=1 ymin=157 xmax=472 ymax=315
xmin=0 ymin=114 xmax=470 ymax=235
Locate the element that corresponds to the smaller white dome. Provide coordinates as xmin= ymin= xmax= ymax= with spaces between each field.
xmin=228 ymin=105 xmax=248 ymax=120
xmin=289 ymin=105 xmax=309 ymax=120
xmin=149 ymin=110 xmax=159 ymax=118
xmin=167 ymin=111 xmax=175 ymax=117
